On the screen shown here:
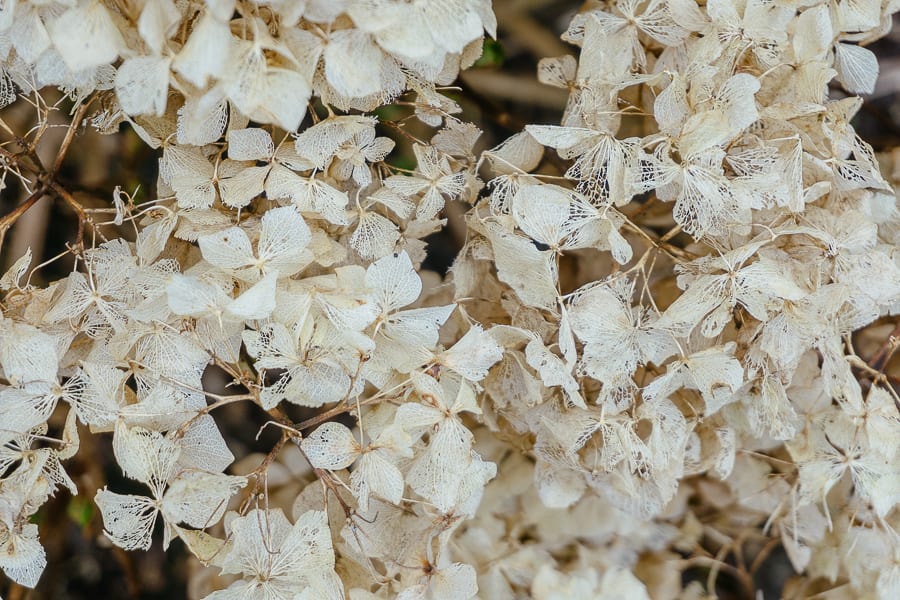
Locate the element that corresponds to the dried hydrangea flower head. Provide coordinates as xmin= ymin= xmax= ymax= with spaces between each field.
xmin=0 ymin=0 xmax=898 ymax=599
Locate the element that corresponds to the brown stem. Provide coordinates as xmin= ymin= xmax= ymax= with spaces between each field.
xmin=51 ymin=102 xmax=90 ymax=176
xmin=0 ymin=186 xmax=46 ymax=231
xmin=237 ymin=429 xmax=290 ymax=516
xmin=47 ymin=181 xmax=86 ymax=249
xmin=0 ymin=146 xmax=40 ymax=174
xmin=0 ymin=114 xmax=46 ymax=174
xmin=0 ymin=186 xmax=47 ymax=250
xmin=749 ymin=537 xmax=782 ymax=575
xmin=867 ymin=321 xmax=900 ymax=372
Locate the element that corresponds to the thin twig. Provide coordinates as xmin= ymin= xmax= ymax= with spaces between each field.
xmin=47 ymin=181 xmax=87 ymax=249
xmin=0 ymin=185 xmax=46 ymax=249
xmin=51 ymin=101 xmax=89 ymax=176
xmin=867 ymin=321 xmax=900 ymax=372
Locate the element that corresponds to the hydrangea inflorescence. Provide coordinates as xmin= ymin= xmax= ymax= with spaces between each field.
xmin=1 ymin=1 xmax=899 ymax=598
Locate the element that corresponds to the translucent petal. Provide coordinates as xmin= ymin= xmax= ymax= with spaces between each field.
xmin=171 ymin=173 xmax=217 ymax=208
xmin=138 ymin=0 xmax=180 ymax=54
xmin=793 ymin=4 xmax=831 ymax=62
xmin=439 ymin=325 xmax=503 ymax=382
xmin=198 ymin=227 xmax=255 ymax=271
xmin=162 ymin=471 xmax=246 ymax=529
xmin=227 ymin=128 xmax=274 ymax=161
xmin=274 ymin=509 xmax=335 ymax=575
xmin=350 ymin=211 xmax=400 ymax=259
xmin=258 ymin=206 xmax=312 ymax=276
xmin=431 ymin=563 xmax=478 ymax=600
xmin=10 ymin=6 xmax=51 ymax=64
xmin=65 ymin=363 xmax=125 ymax=429
xmin=351 ymin=450 xmax=405 ymax=510
xmin=512 ymin=184 xmax=574 ymax=246
xmin=41 ymin=271 xmax=92 ymax=325
xmin=227 ymin=271 xmax=278 ymax=321
xmin=0 ymin=320 xmax=59 ymax=384
xmin=0 ymin=388 xmax=57 ymax=444
xmin=484 ymin=222 xmax=558 ymax=309
xmin=218 ymin=165 xmax=269 ymax=209
xmin=301 ymin=422 xmax=360 ymax=470
xmin=382 ymin=305 xmax=455 ymax=350
xmin=407 ymin=418 xmax=473 ymax=512
xmin=0 ymin=523 xmax=46 ymax=588
xmin=219 ymin=508 xmax=292 ymax=577
xmin=173 ymin=12 xmax=232 ymax=87
xmin=112 ymin=424 xmax=181 ymax=489
xmin=253 ymin=66 xmax=311 ymax=132
xmin=94 ymin=489 xmax=159 ymax=551
xmin=537 ymin=55 xmax=577 ymax=89
xmin=0 ymin=247 xmax=30 ymax=291
xmin=324 ymin=29 xmax=384 ymax=98
xmin=294 ymin=116 xmax=374 ymax=169
xmin=177 ymin=96 xmax=229 ymax=146
xmin=221 ymin=508 xmax=334 ymax=588
xmin=524 ymin=125 xmax=599 ymax=158
xmin=485 ymin=130 xmax=544 ymax=174
xmin=683 ymin=345 xmax=744 ymax=416
xmin=176 ymin=415 xmax=236 ymax=473
xmin=835 ymin=42 xmax=878 ymax=95
xmin=384 ymin=174 xmax=430 ymax=198
xmin=48 ymin=2 xmax=124 ymax=72
xmin=365 ymin=251 xmax=421 ymax=314
xmin=524 ymin=337 xmax=585 ymax=408
xmin=293 ymin=176 xmax=351 ymax=226
xmin=422 ymin=0 xmax=486 ymax=53
xmin=115 ymin=55 xmax=171 ymax=117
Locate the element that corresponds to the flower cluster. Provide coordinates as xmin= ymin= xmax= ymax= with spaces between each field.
xmin=457 ymin=0 xmax=900 ymax=596
xmin=1 ymin=1 xmax=496 ymax=597
xmin=0 ymin=0 xmax=899 ymax=599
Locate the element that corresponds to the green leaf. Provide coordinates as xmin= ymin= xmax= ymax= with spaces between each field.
xmin=67 ymin=496 xmax=95 ymax=528
xmin=474 ymin=39 xmax=504 ymax=68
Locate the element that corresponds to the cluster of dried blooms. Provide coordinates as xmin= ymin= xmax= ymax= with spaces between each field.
xmin=1 ymin=0 xmax=899 ymax=598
